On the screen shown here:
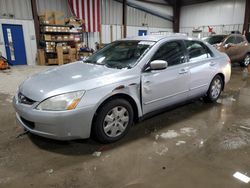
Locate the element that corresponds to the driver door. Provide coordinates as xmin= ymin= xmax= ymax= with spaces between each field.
xmin=141 ymin=40 xmax=190 ymax=114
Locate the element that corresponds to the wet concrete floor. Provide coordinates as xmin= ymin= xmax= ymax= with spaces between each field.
xmin=0 ymin=65 xmax=250 ymax=188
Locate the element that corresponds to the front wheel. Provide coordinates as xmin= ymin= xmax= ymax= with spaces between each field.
xmin=204 ymin=75 xmax=223 ymax=103
xmin=92 ymin=99 xmax=134 ymax=143
xmin=240 ymin=54 xmax=250 ymax=67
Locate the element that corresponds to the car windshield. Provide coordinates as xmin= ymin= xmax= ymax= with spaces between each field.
xmin=203 ymin=35 xmax=227 ymax=45
xmin=84 ymin=40 xmax=155 ymax=69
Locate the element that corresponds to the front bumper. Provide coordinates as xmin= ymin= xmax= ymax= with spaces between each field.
xmin=13 ymin=96 xmax=95 ymax=140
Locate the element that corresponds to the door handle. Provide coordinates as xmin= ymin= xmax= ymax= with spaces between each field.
xmin=144 ymin=80 xmax=151 ymax=84
xmin=179 ymin=68 xmax=189 ymax=74
xmin=210 ymin=62 xmax=217 ymax=66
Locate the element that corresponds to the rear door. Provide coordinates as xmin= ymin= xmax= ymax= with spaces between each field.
xmin=224 ymin=35 xmax=245 ymax=61
xmin=141 ymin=40 xmax=190 ymax=114
xmin=184 ymin=40 xmax=217 ymax=99
xmin=233 ymin=36 xmax=248 ymax=61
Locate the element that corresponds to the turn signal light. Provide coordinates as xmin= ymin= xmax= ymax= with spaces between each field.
xmin=67 ymin=98 xmax=81 ymax=110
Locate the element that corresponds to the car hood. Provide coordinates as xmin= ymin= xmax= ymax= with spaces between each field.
xmin=19 ymin=62 xmax=132 ymax=101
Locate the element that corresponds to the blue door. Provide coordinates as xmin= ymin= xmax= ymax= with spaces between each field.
xmin=2 ymin=24 xmax=27 ymax=65
xmin=138 ymin=30 xmax=147 ymax=36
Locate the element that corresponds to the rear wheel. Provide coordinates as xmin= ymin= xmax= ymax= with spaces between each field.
xmin=92 ymin=99 xmax=134 ymax=143
xmin=204 ymin=75 xmax=223 ymax=103
xmin=240 ymin=53 xmax=250 ymax=67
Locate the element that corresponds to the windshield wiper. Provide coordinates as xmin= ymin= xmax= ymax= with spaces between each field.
xmin=84 ymin=59 xmax=94 ymax=64
xmin=84 ymin=60 xmax=107 ymax=67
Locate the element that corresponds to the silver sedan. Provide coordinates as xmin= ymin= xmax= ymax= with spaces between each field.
xmin=13 ymin=34 xmax=231 ymax=143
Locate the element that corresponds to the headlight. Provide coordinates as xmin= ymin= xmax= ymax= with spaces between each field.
xmin=36 ymin=91 xmax=85 ymax=111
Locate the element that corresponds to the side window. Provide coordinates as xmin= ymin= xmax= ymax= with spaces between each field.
xmin=235 ymin=36 xmax=244 ymax=44
xmin=225 ymin=37 xmax=236 ymax=44
xmin=185 ymin=41 xmax=211 ymax=61
xmin=151 ymin=41 xmax=185 ymax=66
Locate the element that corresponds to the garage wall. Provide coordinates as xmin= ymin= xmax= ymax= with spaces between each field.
xmin=0 ymin=19 xmax=37 ymax=65
xmin=0 ymin=0 xmax=33 ymax=20
xmin=180 ymin=0 xmax=245 ymax=37
xmin=86 ymin=0 xmax=172 ymax=48
xmin=100 ymin=25 xmax=173 ymax=44
xmin=101 ymin=0 xmax=172 ymax=28
xmin=36 ymin=0 xmax=71 ymax=16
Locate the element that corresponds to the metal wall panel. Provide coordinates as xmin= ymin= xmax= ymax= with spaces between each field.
xmin=180 ymin=0 xmax=245 ymax=36
xmin=101 ymin=0 xmax=172 ymax=28
xmin=0 ymin=0 xmax=33 ymax=20
xmin=36 ymin=0 xmax=71 ymax=16
xmin=180 ymin=0 xmax=245 ymax=28
xmin=100 ymin=24 xmax=173 ymax=45
xmin=101 ymin=0 xmax=123 ymax=25
xmin=127 ymin=5 xmax=172 ymax=27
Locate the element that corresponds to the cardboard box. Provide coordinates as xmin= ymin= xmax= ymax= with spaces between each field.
xmin=37 ymin=49 xmax=45 ymax=65
xmin=69 ymin=48 xmax=77 ymax=61
xmin=48 ymin=58 xmax=58 ymax=65
xmin=57 ymin=35 xmax=63 ymax=40
xmin=44 ymin=34 xmax=51 ymax=41
xmin=56 ymin=46 xmax=64 ymax=65
xmin=65 ymin=17 xmax=83 ymax=27
xmin=63 ymin=54 xmax=70 ymax=59
xmin=51 ymin=35 xmax=56 ymax=40
xmin=69 ymin=35 xmax=74 ymax=40
xmin=54 ymin=11 xmax=65 ymax=25
xmin=63 ymin=35 xmax=69 ymax=41
xmin=39 ymin=11 xmax=54 ymax=24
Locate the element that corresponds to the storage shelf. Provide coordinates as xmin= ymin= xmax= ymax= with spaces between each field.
xmin=41 ymin=31 xmax=83 ymax=35
xmin=40 ymin=24 xmax=77 ymax=28
xmin=45 ymin=52 xmax=70 ymax=54
xmin=43 ymin=40 xmax=76 ymax=43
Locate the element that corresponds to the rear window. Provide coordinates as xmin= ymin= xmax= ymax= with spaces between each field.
xmin=203 ymin=35 xmax=226 ymax=45
xmin=235 ymin=37 xmax=244 ymax=44
xmin=225 ymin=37 xmax=236 ymax=44
xmin=185 ymin=40 xmax=212 ymax=61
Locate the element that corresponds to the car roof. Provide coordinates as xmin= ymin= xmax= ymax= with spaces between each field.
xmin=121 ymin=33 xmax=193 ymax=42
xmin=228 ymin=34 xmax=244 ymax=37
xmin=206 ymin=34 xmax=228 ymax=37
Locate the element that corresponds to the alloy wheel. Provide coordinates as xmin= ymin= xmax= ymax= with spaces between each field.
xmin=211 ymin=78 xmax=222 ymax=99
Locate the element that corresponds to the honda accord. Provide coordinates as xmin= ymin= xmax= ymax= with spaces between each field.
xmin=13 ymin=34 xmax=231 ymax=143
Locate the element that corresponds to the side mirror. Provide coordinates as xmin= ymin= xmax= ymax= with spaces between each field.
xmin=149 ymin=60 xmax=168 ymax=70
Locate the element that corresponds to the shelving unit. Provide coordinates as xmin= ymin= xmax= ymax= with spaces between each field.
xmin=39 ymin=23 xmax=84 ymax=65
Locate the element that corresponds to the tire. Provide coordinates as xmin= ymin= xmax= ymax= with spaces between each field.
xmin=92 ymin=98 xmax=134 ymax=143
xmin=204 ymin=75 xmax=223 ymax=103
xmin=240 ymin=53 xmax=250 ymax=67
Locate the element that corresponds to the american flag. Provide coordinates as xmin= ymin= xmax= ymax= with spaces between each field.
xmin=68 ymin=0 xmax=101 ymax=32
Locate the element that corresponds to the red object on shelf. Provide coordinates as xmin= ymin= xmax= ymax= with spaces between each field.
xmin=208 ymin=26 xmax=213 ymax=33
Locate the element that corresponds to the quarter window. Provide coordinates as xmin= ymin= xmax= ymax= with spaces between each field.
xmin=225 ymin=37 xmax=236 ymax=44
xmin=235 ymin=36 xmax=244 ymax=44
xmin=185 ymin=41 xmax=211 ymax=61
xmin=151 ymin=41 xmax=185 ymax=66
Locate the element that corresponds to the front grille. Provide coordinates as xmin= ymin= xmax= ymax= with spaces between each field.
xmin=18 ymin=92 xmax=36 ymax=105
xmin=20 ymin=117 xmax=35 ymax=129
